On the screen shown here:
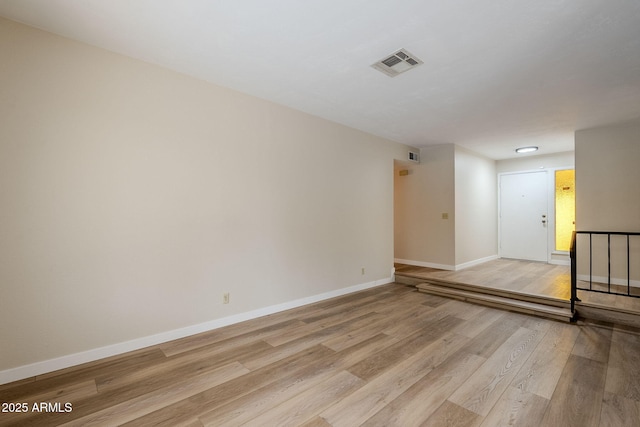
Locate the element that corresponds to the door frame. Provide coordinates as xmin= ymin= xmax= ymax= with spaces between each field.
xmin=498 ymin=166 xmax=575 ymax=265
xmin=498 ymin=170 xmax=550 ymax=262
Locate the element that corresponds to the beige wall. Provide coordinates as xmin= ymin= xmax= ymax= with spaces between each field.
xmin=394 ymin=144 xmax=497 ymax=269
xmin=575 ymin=120 xmax=640 ymax=282
xmin=575 ymin=121 xmax=640 ymax=231
xmin=0 ymin=18 xmax=411 ymax=376
xmin=455 ymin=147 xmax=497 ymax=266
xmin=394 ymin=145 xmax=456 ymax=268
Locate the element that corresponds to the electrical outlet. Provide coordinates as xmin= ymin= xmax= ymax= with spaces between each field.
xmin=223 ymin=293 xmax=230 ymax=304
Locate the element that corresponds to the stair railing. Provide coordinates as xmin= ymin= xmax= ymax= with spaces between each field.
xmin=570 ymin=230 xmax=640 ymax=315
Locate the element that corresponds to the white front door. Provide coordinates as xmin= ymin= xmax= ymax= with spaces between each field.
xmin=500 ymin=171 xmax=548 ymax=262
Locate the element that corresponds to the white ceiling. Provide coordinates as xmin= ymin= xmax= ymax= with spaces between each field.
xmin=1 ymin=0 xmax=640 ymax=159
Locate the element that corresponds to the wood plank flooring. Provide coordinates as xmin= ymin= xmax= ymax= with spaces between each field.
xmin=2 ymin=283 xmax=640 ymax=426
xmin=394 ymin=259 xmax=572 ymax=300
xmin=395 ymin=259 xmax=640 ymax=322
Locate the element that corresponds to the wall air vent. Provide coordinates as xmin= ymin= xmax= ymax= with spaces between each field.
xmin=371 ymin=48 xmax=423 ymax=77
xmin=408 ymin=151 xmax=420 ymax=163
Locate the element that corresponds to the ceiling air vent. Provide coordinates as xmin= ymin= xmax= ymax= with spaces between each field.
xmin=372 ymin=48 xmax=423 ymax=77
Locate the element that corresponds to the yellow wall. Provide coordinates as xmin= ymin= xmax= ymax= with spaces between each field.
xmin=555 ymin=169 xmax=575 ymax=251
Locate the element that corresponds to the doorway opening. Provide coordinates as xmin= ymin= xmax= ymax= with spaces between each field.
xmin=499 ymin=170 xmax=549 ymax=262
xmin=554 ymin=169 xmax=575 ymax=252
xmin=499 ymin=168 xmax=575 ymax=263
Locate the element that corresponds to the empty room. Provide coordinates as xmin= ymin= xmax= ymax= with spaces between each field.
xmin=1 ymin=1 xmax=640 ymax=426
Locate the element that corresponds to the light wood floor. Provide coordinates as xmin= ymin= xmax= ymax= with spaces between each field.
xmin=395 ymin=259 xmax=572 ymax=300
xmin=2 ymin=283 xmax=640 ymax=426
xmin=395 ymin=259 xmax=640 ymax=313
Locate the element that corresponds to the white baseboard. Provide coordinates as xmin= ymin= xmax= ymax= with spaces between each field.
xmin=550 ymin=251 xmax=570 ymax=266
xmin=0 ymin=277 xmax=392 ymax=386
xmin=577 ymin=274 xmax=640 ymax=288
xmin=394 ymin=258 xmax=455 ymax=271
xmin=394 ymin=255 xmax=498 ymax=272
xmin=454 ymin=255 xmax=499 ymax=271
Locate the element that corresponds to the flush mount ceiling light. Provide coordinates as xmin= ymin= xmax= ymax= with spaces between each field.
xmin=515 ymin=146 xmax=539 ymax=154
xmin=371 ymin=48 xmax=423 ymax=77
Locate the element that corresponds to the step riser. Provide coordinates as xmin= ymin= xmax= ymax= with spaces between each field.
xmin=404 ymin=272 xmax=640 ymax=327
xmin=418 ymin=288 xmax=573 ymax=322
xmin=399 ymin=275 xmax=569 ymax=309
